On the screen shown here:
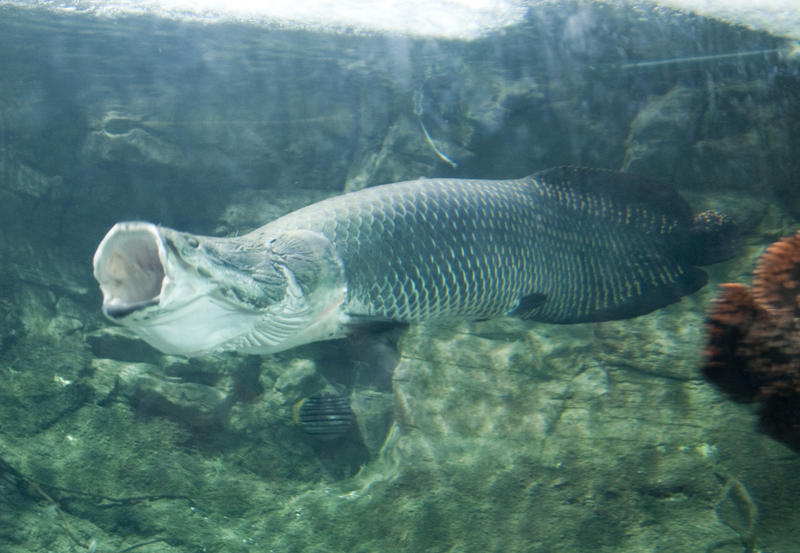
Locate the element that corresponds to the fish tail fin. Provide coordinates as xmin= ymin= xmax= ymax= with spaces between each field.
xmin=523 ymin=167 xmax=714 ymax=323
xmin=685 ymin=209 xmax=739 ymax=265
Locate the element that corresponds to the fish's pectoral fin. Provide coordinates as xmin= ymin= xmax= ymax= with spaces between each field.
xmin=508 ymin=293 xmax=548 ymax=319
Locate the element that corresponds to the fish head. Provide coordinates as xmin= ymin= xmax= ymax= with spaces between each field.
xmin=92 ymin=222 xmax=275 ymax=356
xmin=93 ymin=222 xmax=348 ymax=356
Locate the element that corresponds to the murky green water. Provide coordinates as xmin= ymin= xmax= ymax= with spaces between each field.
xmin=1 ymin=2 xmax=799 ymax=552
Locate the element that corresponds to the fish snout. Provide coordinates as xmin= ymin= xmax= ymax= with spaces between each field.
xmin=93 ymin=222 xmax=167 ymax=319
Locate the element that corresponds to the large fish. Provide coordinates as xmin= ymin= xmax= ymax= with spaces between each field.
xmin=93 ymin=167 xmax=735 ymax=356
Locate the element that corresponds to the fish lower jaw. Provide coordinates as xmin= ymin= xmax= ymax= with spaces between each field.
xmin=118 ymin=295 xmax=264 ymax=356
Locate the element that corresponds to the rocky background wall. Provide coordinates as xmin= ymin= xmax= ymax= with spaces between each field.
xmin=1 ymin=2 xmax=799 ymax=552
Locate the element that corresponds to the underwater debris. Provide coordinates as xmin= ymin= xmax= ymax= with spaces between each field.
xmin=293 ymin=395 xmax=355 ymax=440
xmin=710 ymin=472 xmax=759 ymax=553
xmin=703 ymin=230 xmax=800 ymax=452
xmin=413 ymin=88 xmax=458 ymax=168
xmin=619 ymin=40 xmax=800 ymax=71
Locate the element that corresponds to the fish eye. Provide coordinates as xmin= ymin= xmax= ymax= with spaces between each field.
xmin=186 ymin=237 xmax=199 ymax=248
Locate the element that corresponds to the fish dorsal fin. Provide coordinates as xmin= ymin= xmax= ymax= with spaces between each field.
xmin=530 ymin=166 xmax=694 ymax=226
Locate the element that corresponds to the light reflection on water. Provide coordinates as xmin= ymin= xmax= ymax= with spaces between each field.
xmin=1 ymin=0 xmax=799 ymax=40
xmin=0 ymin=0 xmax=529 ymax=38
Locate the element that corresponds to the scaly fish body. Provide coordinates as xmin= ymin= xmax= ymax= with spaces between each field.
xmin=93 ymin=167 xmax=732 ymax=356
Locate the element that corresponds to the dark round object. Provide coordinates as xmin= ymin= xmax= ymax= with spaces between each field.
xmin=293 ymin=395 xmax=355 ymax=440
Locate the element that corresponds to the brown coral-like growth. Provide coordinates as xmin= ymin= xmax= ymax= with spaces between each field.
xmin=703 ymin=230 xmax=800 ymax=452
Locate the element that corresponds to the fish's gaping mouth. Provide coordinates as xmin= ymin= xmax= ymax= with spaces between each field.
xmin=92 ymin=221 xmax=275 ymax=356
xmin=93 ymin=220 xmax=349 ymax=356
xmin=93 ymin=222 xmax=167 ymax=319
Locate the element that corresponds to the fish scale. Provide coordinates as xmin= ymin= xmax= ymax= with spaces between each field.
xmin=248 ymin=167 xmax=707 ymax=324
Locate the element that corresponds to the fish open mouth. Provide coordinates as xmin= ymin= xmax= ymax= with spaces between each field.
xmin=93 ymin=222 xmax=167 ymax=319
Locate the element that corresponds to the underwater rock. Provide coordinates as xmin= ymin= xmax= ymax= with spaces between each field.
xmin=86 ymin=326 xmax=165 ymax=364
xmin=0 ymin=150 xmax=62 ymax=199
xmin=273 ymin=358 xmax=319 ymax=393
xmin=89 ymin=358 xmax=230 ymax=430
xmin=374 ymin=316 xmax=740 ymax=552
xmin=349 ymin=389 xmax=395 ymax=456
xmin=0 ymin=297 xmax=22 ymax=352
xmin=46 ymin=314 xmax=84 ymax=337
xmin=622 ymin=85 xmax=702 ymax=182
xmin=131 ymin=376 xmax=230 ymax=431
xmin=81 ymin=111 xmax=184 ymax=167
xmin=127 ymin=372 xmax=229 ymax=431
xmin=704 ymin=229 xmax=800 ymax=452
xmin=42 ymin=297 xmax=85 ymax=337
xmin=623 ymin=79 xmax=797 ymax=208
xmin=0 ymin=351 xmax=93 ymax=437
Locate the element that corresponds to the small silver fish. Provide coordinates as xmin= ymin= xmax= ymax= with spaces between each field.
xmin=293 ymin=396 xmax=355 ymax=439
